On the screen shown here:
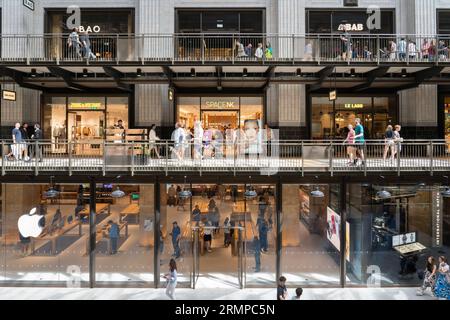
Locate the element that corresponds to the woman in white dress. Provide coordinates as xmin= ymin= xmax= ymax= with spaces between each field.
xmin=148 ymin=124 xmax=160 ymax=159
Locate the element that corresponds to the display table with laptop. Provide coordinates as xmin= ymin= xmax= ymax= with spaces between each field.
xmin=31 ymin=219 xmax=82 ymax=255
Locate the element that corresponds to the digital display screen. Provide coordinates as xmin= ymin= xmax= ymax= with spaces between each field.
xmin=392 ymin=232 xmax=416 ymax=247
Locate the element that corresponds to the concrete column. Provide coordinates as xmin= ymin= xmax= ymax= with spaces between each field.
xmin=398 ymin=0 xmax=438 ymax=138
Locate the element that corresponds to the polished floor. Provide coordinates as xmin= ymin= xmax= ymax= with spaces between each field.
xmin=0 ymin=286 xmax=438 ymax=300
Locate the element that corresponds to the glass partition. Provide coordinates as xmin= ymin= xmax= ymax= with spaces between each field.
xmin=94 ymin=184 xmax=154 ymax=286
xmin=281 ymin=184 xmax=341 ymax=286
xmin=346 ymin=184 xmax=448 ymax=287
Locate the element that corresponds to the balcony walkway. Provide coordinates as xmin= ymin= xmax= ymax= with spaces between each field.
xmin=1 ymin=140 xmax=448 ymax=176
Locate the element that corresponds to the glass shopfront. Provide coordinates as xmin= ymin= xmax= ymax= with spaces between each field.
xmin=43 ymin=95 xmax=129 ymax=152
xmin=0 ymin=181 xmax=448 ymax=288
xmin=177 ymin=96 xmax=264 ymax=132
xmin=346 ymin=183 xmax=449 ymax=286
xmin=159 ymin=183 xmax=276 ymax=288
xmin=281 ymin=184 xmax=342 ymax=286
xmin=306 ymin=9 xmax=395 ymax=34
xmin=311 ymin=96 xmax=397 ymax=139
xmin=444 ymin=96 xmax=450 ymax=144
xmin=438 ymin=10 xmax=450 ymax=34
xmin=44 ymin=9 xmax=134 ymax=60
xmin=0 ymin=183 xmax=154 ymax=286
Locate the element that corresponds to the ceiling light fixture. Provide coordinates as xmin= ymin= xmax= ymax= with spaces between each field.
xmin=136 ymin=68 xmax=142 ymax=77
xmin=296 ymin=68 xmax=302 ymax=77
xmin=191 ymin=68 xmax=196 ymax=77
xmin=243 ymin=68 xmax=248 ymax=77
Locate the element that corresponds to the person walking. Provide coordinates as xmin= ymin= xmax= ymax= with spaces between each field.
xmin=259 ymin=219 xmax=269 ymax=253
xmin=265 ymin=42 xmax=273 ymax=60
xmin=148 ymin=124 xmax=161 ymax=159
xmin=354 ymin=118 xmax=366 ymax=166
xmin=211 ymin=207 xmax=220 ymax=235
xmin=417 ymin=256 xmax=437 ymax=296
xmin=408 ymin=39 xmax=417 ymax=61
xmin=340 ymin=26 xmax=351 ymax=60
xmin=223 ymin=217 xmax=231 ymax=247
xmin=108 ymin=220 xmax=120 ymax=255
xmin=236 ymin=40 xmax=247 ymax=58
xmin=292 ymin=288 xmax=303 ymax=300
xmin=343 ymin=124 xmax=356 ymax=166
xmin=11 ymin=123 xmax=24 ymax=161
xmin=80 ymin=30 xmax=96 ymax=60
xmin=192 ymin=204 xmax=201 ymax=225
xmin=31 ymin=123 xmax=43 ymax=162
xmin=170 ymin=221 xmax=181 ymax=259
xmin=421 ymin=39 xmax=430 ymax=60
xmin=255 ymin=43 xmax=264 ymax=60
xmin=277 ymin=276 xmax=288 ymax=300
xmin=434 ymin=256 xmax=450 ymax=300
xmin=388 ymin=40 xmax=397 ymax=60
xmin=392 ymin=125 xmax=403 ymax=160
xmin=383 ymin=125 xmax=395 ymax=162
xmin=398 ymin=37 xmax=407 ymax=61
xmin=253 ymin=236 xmax=261 ymax=272
xmin=164 ymin=259 xmax=178 ymax=300
xmin=203 ymin=220 xmax=213 ymax=253
xmin=67 ymin=28 xmax=81 ymax=59
xmin=244 ymin=43 xmax=253 ymax=57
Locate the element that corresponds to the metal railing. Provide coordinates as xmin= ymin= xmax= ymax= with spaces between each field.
xmin=1 ymin=139 xmax=448 ymax=176
xmin=1 ymin=33 xmax=450 ymax=64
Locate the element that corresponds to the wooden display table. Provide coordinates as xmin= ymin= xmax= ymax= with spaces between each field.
xmin=31 ymin=220 xmax=82 ymax=255
xmin=120 ymin=204 xmax=140 ymax=224
xmin=79 ymin=203 xmax=110 ymax=218
xmin=85 ymin=220 xmax=129 ymax=255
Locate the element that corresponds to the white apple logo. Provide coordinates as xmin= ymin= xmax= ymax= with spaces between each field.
xmin=18 ymin=207 xmax=45 ymax=238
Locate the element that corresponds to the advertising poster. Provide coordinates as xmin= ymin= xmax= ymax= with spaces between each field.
xmin=327 ymin=207 xmax=350 ymax=262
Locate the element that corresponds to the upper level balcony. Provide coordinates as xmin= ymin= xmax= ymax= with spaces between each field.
xmin=1 ymin=140 xmax=449 ymax=177
xmin=1 ymin=33 xmax=450 ymax=66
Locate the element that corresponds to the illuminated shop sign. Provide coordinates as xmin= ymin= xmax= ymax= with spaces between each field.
xmin=338 ymin=23 xmax=365 ymax=31
xmin=203 ymin=101 xmax=238 ymax=109
xmin=69 ymin=102 xmax=103 ymax=110
xmin=78 ymin=25 xmax=101 ymax=33
xmin=2 ymin=90 xmax=16 ymax=101
xmin=345 ymin=103 xmax=364 ymax=109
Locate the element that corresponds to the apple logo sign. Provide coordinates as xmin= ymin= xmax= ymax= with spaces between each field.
xmin=18 ymin=207 xmax=45 ymax=238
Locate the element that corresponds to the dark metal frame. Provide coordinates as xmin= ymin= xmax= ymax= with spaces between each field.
xmin=438 ymin=85 xmax=450 ymax=140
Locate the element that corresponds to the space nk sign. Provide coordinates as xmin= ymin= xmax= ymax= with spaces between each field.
xmin=23 ymin=0 xmax=35 ymax=11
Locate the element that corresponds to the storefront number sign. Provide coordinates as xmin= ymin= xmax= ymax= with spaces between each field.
xmin=69 ymin=102 xmax=103 ymax=110
xmin=23 ymin=0 xmax=35 ymax=11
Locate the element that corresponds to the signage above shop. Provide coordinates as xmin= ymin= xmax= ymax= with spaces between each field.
xmin=23 ymin=0 xmax=35 ymax=11
xmin=78 ymin=25 xmax=101 ymax=33
xmin=329 ymin=90 xmax=337 ymax=101
xmin=202 ymin=99 xmax=240 ymax=110
xmin=345 ymin=103 xmax=364 ymax=109
xmin=69 ymin=102 xmax=103 ymax=110
xmin=2 ymin=90 xmax=16 ymax=101
xmin=338 ymin=23 xmax=365 ymax=32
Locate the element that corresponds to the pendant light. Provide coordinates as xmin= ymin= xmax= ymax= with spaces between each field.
xmin=44 ymin=176 xmax=60 ymax=198
xmin=178 ymin=176 xmax=192 ymax=199
xmin=111 ymin=186 xmax=126 ymax=198
xmin=244 ymin=186 xmax=258 ymax=199
xmin=442 ymin=187 xmax=450 ymax=198
xmin=310 ymin=176 xmax=324 ymax=198
xmin=376 ymin=189 xmax=392 ymax=199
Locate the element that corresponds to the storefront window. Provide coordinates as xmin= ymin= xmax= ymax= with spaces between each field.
xmin=1 ymin=184 xmax=89 ymax=285
xmin=346 ymin=184 xmax=448 ymax=286
xmin=159 ymin=183 xmax=276 ymax=288
xmin=177 ymin=96 xmax=263 ymax=132
xmin=43 ymin=95 xmax=129 ymax=151
xmin=95 ymin=184 xmax=154 ymax=285
xmin=445 ymin=97 xmax=450 ymax=144
xmin=311 ymin=96 xmax=395 ymax=139
xmin=307 ymin=10 xmax=395 ymax=34
xmin=43 ymin=97 xmax=67 ymax=153
xmin=438 ymin=10 xmax=450 ymax=34
xmin=281 ymin=184 xmax=341 ymax=286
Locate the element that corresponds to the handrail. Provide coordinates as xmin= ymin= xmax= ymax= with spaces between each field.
xmin=0 ymin=140 xmax=448 ymax=176
xmin=3 ymin=33 xmax=450 ymax=37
